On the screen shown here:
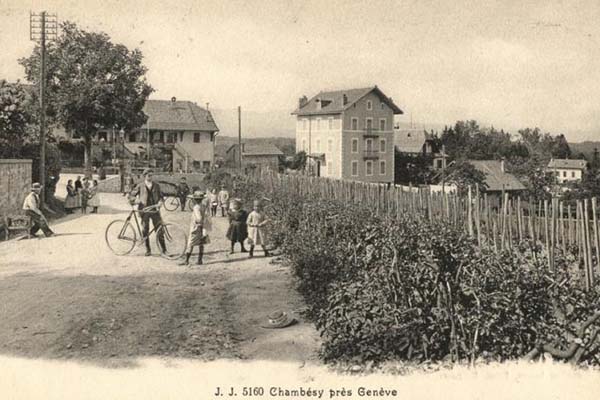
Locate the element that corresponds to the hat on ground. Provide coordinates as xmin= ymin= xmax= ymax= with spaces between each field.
xmin=31 ymin=182 xmax=42 ymax=191
xmin=191 ymin=190 xmax=205 ymax=200
xmin=261 ymin=311 xmax=296 ymax=329
xmin=142 ymin=168 xmax=153 ymax=176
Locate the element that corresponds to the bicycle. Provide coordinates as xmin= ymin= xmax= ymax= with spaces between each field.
xmin=105 ymin=204 xmax=188 ymax=259
xmin=163 ymin=195 xmax=194 ymax=212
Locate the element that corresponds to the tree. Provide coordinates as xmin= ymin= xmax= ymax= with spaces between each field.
xmin=0 ymin=80 xmax=31 ymax=158
xmin=443 ymin=160 xmax=487 ymax=196
xmin=20 ymin=21 xmax=153 ymax=177
xmin=394 ymin=149 xmax=434 ymax=185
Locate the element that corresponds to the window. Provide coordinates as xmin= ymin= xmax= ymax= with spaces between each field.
xmin=555 ymin=171 xmax=560 ymax=177
xmin=351 ymin=160 xmax=358 ymax=176
xmin=328 ymin=139 xmax=333 ymax=153
xmin=366 ymin=118 xmax=373 ymax=130
xmin=380 ymin=160 xmax=386 ymax=175
xmin=367 ymin=100 xmax=372 ymax=110
xmin=379 ymin=118 xmax=386 ymax=131
xmin=563 ymin=171 xmax=567 ymax=177
xmin=366 ymin=160 xmax=373 ymax=176
xmin=179 ymin=132 xmax=184 ymax=142
xmin=351 ymin=138 xmax=359 ymax=153
xmin=193 ymin=132 xmax=200 ymax=143
xmin=303 ymin=119 xmax=308 ymax=130
xmin=327 ymin=161 xmax=333 ymax=175
xmin=572 ymin=171 xmax=576 ymax=178
xmin=381 ymin=102 xmax=385 ymax=110
xmin=316 ymin=139 xmax=321 ymax=152
xmin=316 ymin=118 xmax=321 ymax=130
xmin=166 ymin=132 xmax=175 ymax=143
xmin=302 ymin=139 xmax=307 ymax=151
xmin=328 ymin=117 xmax=333 ymax=130
xmin=351 ymin=117 xmax=358 ymax=130
xmin=379 ymin=139 xmax=386 ymax=153
xmin=366 ymin=138 xmax=373 ymax=151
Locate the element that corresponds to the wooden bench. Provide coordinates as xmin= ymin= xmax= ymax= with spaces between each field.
xmin=3 ymin=215 xmax=32 ymax=240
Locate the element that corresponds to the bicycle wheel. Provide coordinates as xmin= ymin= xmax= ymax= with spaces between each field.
xmin=163 ymin=196 xmax=180 ymax=211
xmin=157 ymin=223 xmax=188 ymax=260
xmin=105 ymin=219 xmax=137 ymax=255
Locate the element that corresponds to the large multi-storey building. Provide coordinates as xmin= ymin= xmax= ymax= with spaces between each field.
xmin=292 ymin=86 xmax=403 ymax=183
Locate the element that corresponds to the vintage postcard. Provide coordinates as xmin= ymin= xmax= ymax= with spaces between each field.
xmin=0 ymin=0 xmax=599 ymax=399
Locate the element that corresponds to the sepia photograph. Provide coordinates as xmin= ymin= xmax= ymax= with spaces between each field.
xmin=0 ymin=0 xmax=599 ymax=399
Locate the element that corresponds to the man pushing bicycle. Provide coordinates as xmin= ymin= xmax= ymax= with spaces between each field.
xmin=129 ymin=168 xmax=166 ymax=256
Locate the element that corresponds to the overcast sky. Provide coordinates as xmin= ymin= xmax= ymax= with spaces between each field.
xmin=1 ymin=0 xmax=599 ymax=141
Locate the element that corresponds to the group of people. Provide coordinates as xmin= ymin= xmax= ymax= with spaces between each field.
xmin=64 ymin=176 xmax=101 ymax=214
xmin=126 ymin=170 xmax=271 ymax=266
xmin=21 ymin=169 xmax=271 ymax=267
xmin=175 ymin=177 xmax=231 ymax=217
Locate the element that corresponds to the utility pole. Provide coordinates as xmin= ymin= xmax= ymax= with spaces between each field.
xmin=30 ymin=11 xmax=57 ymax=204
xmin=238 ymin=106 xmax=242 ymax=169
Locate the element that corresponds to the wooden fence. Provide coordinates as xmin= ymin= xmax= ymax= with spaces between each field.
xmin=253 ymin=170 xmax=597 ymax=290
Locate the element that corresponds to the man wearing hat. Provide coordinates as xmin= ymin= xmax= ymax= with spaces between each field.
xmin=129 ymin=168 xmax=166 ymax=256
xmin=22 ymin=183 xmax=54 ymax=238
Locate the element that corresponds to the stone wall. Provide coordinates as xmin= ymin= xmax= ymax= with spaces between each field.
xmin=0 ymin=159 xmax=32 ymax=219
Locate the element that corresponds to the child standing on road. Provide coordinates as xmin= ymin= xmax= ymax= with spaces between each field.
xmin=179 ymin=190 xmax=211 ymax=266
xmin=246 ymin=200 xmax=270 ymax=258
xmin=226 ymin=199 xmax=248 ymax=254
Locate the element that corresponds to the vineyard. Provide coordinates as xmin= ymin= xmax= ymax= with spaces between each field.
xmin=209 ymin=170 xmax=600 ymax=367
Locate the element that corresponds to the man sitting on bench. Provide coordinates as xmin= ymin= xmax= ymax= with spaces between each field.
xmin=22 ymin=182 xmax=54 ymax=238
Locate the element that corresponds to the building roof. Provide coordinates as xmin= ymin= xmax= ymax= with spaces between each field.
xmin=140 ymin=99 xmax=219 ymax=132
xmin=468 ymin=160 xmax=526 ymax=192
xmin=226 ymin=143 xmax=284 ymax=156
xmin=292 ymin=86 xmax=403 ymax=116
xmin=395 ymin=129 xmax=427 ymax=153
xmin=547 ymin=158 xmax=587 ymax=170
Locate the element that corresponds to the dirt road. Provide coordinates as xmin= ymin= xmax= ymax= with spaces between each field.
xmin=0 ymin=192 xmax=320 ymax=368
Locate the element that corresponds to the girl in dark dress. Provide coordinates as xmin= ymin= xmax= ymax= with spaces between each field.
xmin=226 ymin=199 xmax=248 ymax=254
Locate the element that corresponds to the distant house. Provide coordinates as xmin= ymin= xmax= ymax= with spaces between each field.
xmin=53 ymin=97 xmax=219 ymax=172
xmin=547 ymin=158 xmax=587 ymax=184
xmin=394 ymin=127 xmax=448 ymax=170
xmin=292 ymin=85 xmax=403 ymax=183
xmin=225 ymin=143 xmax=283 ymax=170
xmin=466 ymin=160 xmax=526 ymax=208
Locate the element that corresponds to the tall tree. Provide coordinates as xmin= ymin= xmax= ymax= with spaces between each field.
xmin=20 ymin=22 xmax=153 ymax=176
xmin=0 ymin=80 xmax=31 ymax=158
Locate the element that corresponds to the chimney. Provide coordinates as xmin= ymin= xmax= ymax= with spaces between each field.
xmin=342 ymin=94 xmax=348 ymax=105
xmin=298 ymin=95 xmax=308 ymax=109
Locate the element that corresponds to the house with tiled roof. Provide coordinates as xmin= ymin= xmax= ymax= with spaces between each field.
xmin=394 ymin=126 xmax=448 ymax=170
xmin=292 ymin=86 xmax=403 ymax=183
xmin=225 ymin=143 xmax=283 ymax=170
xmin=51 ymin=96 xmax=219 ymax=172
xmin=547 ymin=158 xmax=587 ymax=184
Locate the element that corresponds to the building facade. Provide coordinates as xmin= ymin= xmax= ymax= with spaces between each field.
xmin=293 ymin=86 xmax=402 ymax=183
xmin=225 ymin=143 xmax=283 ymax=171
xmin=52 ymin=97 xmax=219 ymax=172
xmin=547 ymin=158 xmax=587 ymax=184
